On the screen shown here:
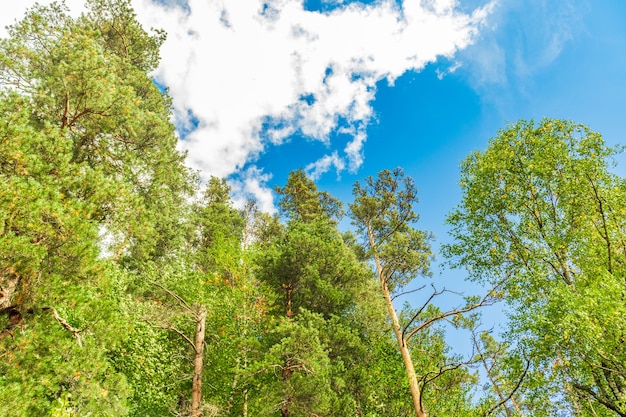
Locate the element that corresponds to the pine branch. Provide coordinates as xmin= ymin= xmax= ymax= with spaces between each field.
xmin=44 ymin=307 xmax=86 ymax=347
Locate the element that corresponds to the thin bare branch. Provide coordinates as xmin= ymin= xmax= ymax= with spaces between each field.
xmin=151 ymin=281 xmax=195 ymax=316
xmin=44 ymin=307 xmax=86 ymax=347
xmin=485 ymin=358 xmax=531 ymax=417
xmin=405 ymin=288 xmax=498 ymax=343
xmin=391 ymin=285 xmax=426 ymax=301
xmin=401 ymin=284 xmax=444 ymax=338
xmin=150 ymin=322 xmax=197 ymax=351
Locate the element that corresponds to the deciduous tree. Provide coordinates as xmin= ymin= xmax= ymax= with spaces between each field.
xmin=446 ymin=119 xmax=626 ymax=416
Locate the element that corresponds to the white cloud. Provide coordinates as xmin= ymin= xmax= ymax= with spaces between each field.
xmin=306 ymin=151 xmax=345 ymax=180
xmin=344 ymin=129 xmax=367 ymax=171
xmin=134 ymin=0 xmax=492 ymax=204
xmin=2 ymin=0 xmax=493 ymax=207
xmin=228 ymin=166 xmax=275 ymax=213
xmin=455 ymin=0 xmax=586 ymax=94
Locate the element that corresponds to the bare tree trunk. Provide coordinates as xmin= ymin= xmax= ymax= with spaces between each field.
xmin=0 ymin=268 xmax=19 ymax=310
xmin=283 ymin=283 xmax=294 ymax=320
xmin=367 ymin=226 xmax=426 ymax=417
xmin=381 ymin=271 xmax=426 ymax=417
xmin=191 ymin=306 xmax=207 ymax=417
xmin=242 ymin=390 xmax=248 ymax=417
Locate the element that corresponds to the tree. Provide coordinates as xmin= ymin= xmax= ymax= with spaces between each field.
xmin=469 ymin=330 xmax=554 ymax=417
xmin=0 ymin=0 xmax=193 ymax=264
xmin=0 ymin=89 xmax=131 ymax=417
xmin=276 ymin=169 xmax=343 ymax=224
xmin=0 ymin=1 xmax=193 ymax=414
xmin=445 ymin=119 xmax=626 ymax=416
xmin=350 ymin=168 xmax=493 ymax=417
xmin=250 ymin=171 xmax=383 ymax=416
xmin=255 ymin=219 xmax=371 ymax=320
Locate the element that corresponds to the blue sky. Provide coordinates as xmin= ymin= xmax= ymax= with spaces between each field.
xmin=3 ymin=0 xmax=626 ymax=350
xmin=251 ymin=0 xmax=626 ymax=340
xmin=257 ymin=0 xmax=626 ymax=251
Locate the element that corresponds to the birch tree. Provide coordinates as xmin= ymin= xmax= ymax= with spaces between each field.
xmin=446 ymin=119 xmax=626 ymax=416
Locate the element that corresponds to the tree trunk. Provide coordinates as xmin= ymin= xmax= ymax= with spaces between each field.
xmin=281 ymin=356 xmax=293 ymax=417
xmin=242 ymin=389 xmax=248 ymax=417
xmin=284 ymin=283 xmax=294 ymax=320
xmin=191 ymin=306 xmax=207 ymax=417
xmin=368 ymin=226 xmax=427 ymax=417
xmin=0 ymin=268 xmax=19 ymax=310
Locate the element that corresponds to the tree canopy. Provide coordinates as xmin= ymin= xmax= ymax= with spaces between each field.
xmin=446 ymin=119 xmax=626 ymax=416
xmin=1 ymin=2 xmax=624 ymax=417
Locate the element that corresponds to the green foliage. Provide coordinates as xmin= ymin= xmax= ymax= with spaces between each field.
xmin=350 ymin=168 xmax=433 ymax=292
xmin=0 ymin=85 xmax=131 ymax=416
xmin=0 ymin=1 xmax=191 ymax=415
xmin=349 ymin=168 xmax=485 ymax=417
xmin=446 ymin=119 xmax=626 ymax=415
xmin=248 ymin=172 xmax=393 ymax=416
xmin=276 ymin=169 xmax=344 ymax=223
xmin=0 ymin=264 xmax=131 ymax=417
xmin=8 ymin=3 xmax=611 ymax=416
xmin=248 ymin=310 xmax=335 ymax=416
xmin=255 ymin=218 xmax=371 ymax=319
xmin=0 ymin=0 xmax=193 ymax=263
xmin=109 ymin=312 xmax=187 ymax=417
xmin=190 ymin=177 xmax=245 ymax=274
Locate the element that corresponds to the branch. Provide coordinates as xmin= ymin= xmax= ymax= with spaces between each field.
xmin=391 ymin=285 xmax=426 ymax=301
xmin=151 ymin=281 xmax=195 ymax=316
xmin=111 ymin=21 xmax=130 ymax=58
xmin=150 ymin=322 xmax=196 ymax=351
xmin=402 ymin=284 xmax=445 ymax=338
xmin=421 ymin=359 xmax=472 ymax=387
xmin=586 ymin=172 xmax=613 ymax=275
xmin=485 ymin=357 xmax=530 ymax=416
xmin=472 ymin=329 xmax=513 ymax=414
xmin=404 ymin=287 xmax=498 ymax=343
xmin=44 ymin=307 xmax=87 ymax=347
xmin=418 ymin=353 xmax=481 ymax=412
xmin=572 ymin=383 xmax=624 ymax=416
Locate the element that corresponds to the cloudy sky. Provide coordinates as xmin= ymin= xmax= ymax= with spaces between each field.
xmin=3 ymin=0 xmax=626 ymax=295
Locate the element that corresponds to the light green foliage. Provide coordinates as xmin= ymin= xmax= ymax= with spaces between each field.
xmin=446 ymin=119 xmax=626 ymax=415
xmin=0 ymin=270 xmax=131 ymax=417
xmin=476 ymin=330 xmax=572 ymax=417
xmin=191 ymin=177 xmax=245 ymax=274
xmin=0 ymin=93 xmax=109 ymax=300
xmin=127 ymin=178 xmax=271 ymax=415
xmin=110 ymin=317 xmax=186 ymax=417
xmin=0 ymin=0 xmax=193 ymax=263
xmin=0 ymin=88 xmax=130 ymax=416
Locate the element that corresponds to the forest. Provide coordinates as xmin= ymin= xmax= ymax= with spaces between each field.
xmin=1 ymin=1 xmax=625 ymax=416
